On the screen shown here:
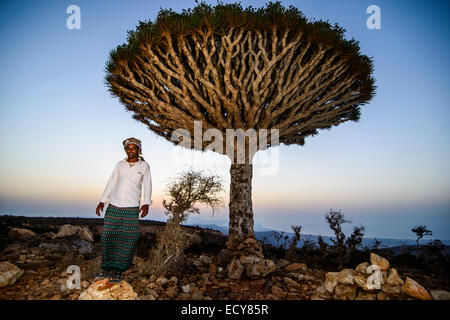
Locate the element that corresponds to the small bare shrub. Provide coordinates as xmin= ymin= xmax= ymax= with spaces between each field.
xmin=143 ymin=168 xmax=224 ymax=277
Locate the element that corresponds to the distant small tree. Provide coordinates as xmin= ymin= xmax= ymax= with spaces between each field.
xmin=286 ymin=225 xmax=302 ymax=261
xmin=411 ymin=225 xmax=432 ymax=259
xmin=273 ymin=231 xmax=285 ymax=248
xmin=412 ymin=225 xmax=432 ymax=248
xmin=343 ymin=225 xmax=365 ymax=262
xmin=325 ymin=208 xmax=365 ymax=268
xmin=371 ymin=238 xmax=382 ymax=250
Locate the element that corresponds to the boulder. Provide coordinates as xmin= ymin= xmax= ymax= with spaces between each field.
xmin=0 ymin=261 xmax=24 ymax=288
xmin=8 ymin=228 xmax=36 ymax=240
xmin=355 ymin=262 xmax=370 ymax=274
xmin=181 ymin=284 xmax=190 ymax=294
xmin=55 ymin=224 xmax=80 ymax=238
xmin=376 ymin=291 xmax=391 ymax=300
xmin=284 ymin=263 xmax=307 ymax=273
xmin=382 ymin=284 xmax=403 ymax=297
xmin=199 ymin=255 xmax=212 ymax=265
xmin=226 ymin=258 xmax=244 ymax=280
xmin=77 ymin=228 xmax=94 ymax=242
xmin=78 ymin=278 xmax=138 ymax=300
xmin=55 ymin=224 xmax=94 ymax=242
xmin=312 ymin=285 xmax=333 ymax=300
xmin=356 ymin=290 xmax=377 ymax=300
xmin=271 ymin=285 xmax=287 ymax=299
xmin=430 ymin=289 xmax=450 ymax=300
xmin=276 ymin=259 xmax=290 ymax=269
xmin=225 ymin=234 xmax=264 ymax=258
xmin=354 ymin=273 xmax=377 ymax=291
xmin=336 ymin=268 xmax=354 ymax=285
xmin=190 ymin=290 xmax=204 ymax=300
xmin=283 ymin=277 xmax=298 ymax=288
xmin=333 ymin=284 xmax=358 ymax=300
xmin=166 ymin=286 xmax=179 ymax=298
xmin=401 ymin=277 xmax=432 ymax=300
xmin=370 ymin=253 xmax=389 ymax=271
xmin=238 ymin=255 xmax=277 ymax=279
xmin=385 ymin=268 xmax=404 ymax=286
xmin=156 ymin=276 xmax=168 ymax=287
xmin=324 ymin=272 xmax=339 ymax=294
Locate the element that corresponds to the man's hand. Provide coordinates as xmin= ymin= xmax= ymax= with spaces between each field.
xmin=140 ymin=204 xmax=149 ymax=218
xmin=96 ymin=202 xmax=105 ymax=217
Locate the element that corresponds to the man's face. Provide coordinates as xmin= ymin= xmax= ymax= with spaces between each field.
xmin=125 ymin=144 xmax=139 ymax=158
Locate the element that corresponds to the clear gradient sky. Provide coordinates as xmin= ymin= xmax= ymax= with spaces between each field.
xmin=0 ymin=0 xmax=449 ymax=240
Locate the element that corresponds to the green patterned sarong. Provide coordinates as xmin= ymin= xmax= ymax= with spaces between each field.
xmin=100 ymin=204 xmax=141 ymax=272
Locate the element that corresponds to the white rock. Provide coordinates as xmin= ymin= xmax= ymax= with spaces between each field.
xmin=199 ymin=255 xmax=212 ymax=265
xmin=181 ymin=284 xmax=191 ymax=294
xmin=0 ymin=261 xmax=24 ymax=288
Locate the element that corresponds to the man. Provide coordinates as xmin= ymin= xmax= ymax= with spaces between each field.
xmin=95 ymin=137 xmax=153 ymax=282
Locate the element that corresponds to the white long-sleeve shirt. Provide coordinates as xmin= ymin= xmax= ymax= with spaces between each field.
xmin=99 ymin=157 xmax=153 ymax=207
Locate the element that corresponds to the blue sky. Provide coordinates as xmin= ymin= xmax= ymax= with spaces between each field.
xmin=0 ymin=0 xmax=449 ymax=240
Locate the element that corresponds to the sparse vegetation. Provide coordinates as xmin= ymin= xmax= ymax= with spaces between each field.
xmin=141 ymin=168 xmax=225 ymax=277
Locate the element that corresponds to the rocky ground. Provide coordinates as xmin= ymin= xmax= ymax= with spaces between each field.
xmin=0 ymin=216 xmax=448 ymax=300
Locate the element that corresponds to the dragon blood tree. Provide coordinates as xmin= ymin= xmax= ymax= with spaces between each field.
xmin=104 ymin=2 xmax=376 ymax=258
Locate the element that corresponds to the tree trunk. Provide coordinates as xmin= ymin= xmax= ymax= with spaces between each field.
xmin=228 ymin=162 xmax=254 ymax=237
xmin=224 ymin=149 xmax=264 ymax=258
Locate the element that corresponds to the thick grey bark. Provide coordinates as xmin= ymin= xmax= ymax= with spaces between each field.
xmin=228 ymin=162 xmax=254 ymax=238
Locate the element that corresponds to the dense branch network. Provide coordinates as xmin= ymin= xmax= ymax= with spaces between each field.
xmin=108 ymin=26 xmax=373 ymax=151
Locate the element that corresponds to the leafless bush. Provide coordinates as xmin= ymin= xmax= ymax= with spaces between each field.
xmin=286 ymin=225 xmax=302 ymax=261
xmin=143 ymin=168 xmax=225 ymax=277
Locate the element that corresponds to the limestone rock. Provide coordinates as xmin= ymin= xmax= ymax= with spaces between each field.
xmin=336 ymin=269 xmax=354 ymax=285
xmin=333 ymin=284 xmax=358 ymax=300
xmin=276 ymin=259 xmax=290 ymax=269
xmin=0 ymin=261 xmax=24 ymax=288
xmin=430 ymin=289 xmax=450 ymax=300
xmin=225 ymin=234 xmax=264 ymax=258
xmin=284 ymin=263 xmax=307 ymax=273
xmin=227 ymin=258 xmax=244 ymax=280
xmin=55 ymin=224 xmax=80 ymax=238
xmin=55 ymin=224 xmax=94 ymax=242
xmin=356 ymin=290 xmax=377 ymax=300
xmin=239 ymin=255 xmax=277 ymax=279
xmin=377 ymin=291 xmax=391 ymax=300
xmin=156 ymin=276 xmax=168 ymax=287
xmin=355 ymin=262 xmax=370 ymax=274
xmin=199 ymin=255 xmax=212 ymax=265
xmin=283 ymin=277 xmax=298 ymax=288
xmin=77 ymin=227 xmax=94 ymax=242
xmin=190 ymin=290 xmax=204 ymax=300
xmin=209 ymin=264 xmax=217 ymax=276
xmin=312 ymin=285 xmax=333 ymax=300
xmin=385 ymin=268 xmax=404 ymax=286
xmin=354 ymin=273 xmax=377 ymax=291
xmin=8 ymin=228 xmax=36 ymax=240
xmin=166 ymin=286 xmax=179 ymax=298
xmin=382 ymin=284 xmax=403 ymax=297
xmin=401 ymin=277 xmax=432 ymax=300
xmin=370 ymin=253 xmax=389 ymax=271
xmin=324 ymin=272 xmax=339 ymax=294
xmin=271 ymin=285 xmax=287 ymax=299
xmin=78 ymin=278 xmax=138 ymax=300
xmin=181 ymin=284 xmax=190 ymax=294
